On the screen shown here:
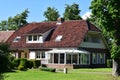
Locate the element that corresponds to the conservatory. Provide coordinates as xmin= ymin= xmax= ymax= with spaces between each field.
xmin=46 ymin=49 xmax=90 ymax=65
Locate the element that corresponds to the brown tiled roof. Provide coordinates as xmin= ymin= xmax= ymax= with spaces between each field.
xmin=7 ymin=22 xmax=56 ymax=49
xmin=7 ymin=20 xmax=101 ymax=50
xmin=0 ymin=31 xmax=14 ymax=42
xmin=44 ymin=20 xmax=88 ymax=48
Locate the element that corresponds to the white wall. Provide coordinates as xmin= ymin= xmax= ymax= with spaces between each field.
xmin=29 ymin=51 xmax=36 ymax=59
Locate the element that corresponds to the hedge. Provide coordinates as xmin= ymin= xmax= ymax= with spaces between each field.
xmin=107 ymin=59 xmax=112 ymax=68
xmin=40 ymin=67 xmax=56 ymax=72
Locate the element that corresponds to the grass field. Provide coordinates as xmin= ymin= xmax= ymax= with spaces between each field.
xmin=4 ymin=68 xmax=120 ymax=80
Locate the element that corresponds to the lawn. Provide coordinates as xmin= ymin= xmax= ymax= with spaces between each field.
xmin=5 ymin=68 xmax=120 ymax=80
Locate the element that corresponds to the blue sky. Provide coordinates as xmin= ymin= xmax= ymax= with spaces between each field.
xmin=0 ymin=0 xmax=92 ymax=22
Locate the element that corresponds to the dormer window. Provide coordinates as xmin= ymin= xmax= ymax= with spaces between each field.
xmin=27 ymin=35 xmax=43 ymax=43
xmin=13 ymin=36 xmax=21 ymax=42
xmin=84 ymin=34 xmax=101 ymax=43
xmin=55 ymin=35 xmax=63 ymax=42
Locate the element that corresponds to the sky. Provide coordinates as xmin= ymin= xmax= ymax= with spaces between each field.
xmin=0 ymin=0 xmax=92 ymax=22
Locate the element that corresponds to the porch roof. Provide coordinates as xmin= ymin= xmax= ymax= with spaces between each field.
xmin=46 ymin=49 xmax=89 ymax=54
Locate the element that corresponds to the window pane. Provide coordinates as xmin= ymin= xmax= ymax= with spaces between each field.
xmin=28 ymin=35 xmax=32 ymax=41
xmin=33 ymin=35 xmax=37 ymax=41
xmin=60 ymin=53 xmax=64 ymax=64
xmin=36 ymin=51 xmax=41 ymax=58
xmin=66 ymin=54 xmax=71 ymax=64
xmin=72 ymin=54 xmax=77 ymax=64
xmin=41 ymin=52 xmax=45 ymax=58
xmin=54 ymin=54 xmax=58 ymax=63
xmin=81 ymin=54 xmax=89 ymax=64
xmin=92 ymin=53 xmax=97 ymax=64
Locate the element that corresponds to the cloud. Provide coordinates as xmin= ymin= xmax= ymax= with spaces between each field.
xmin=82 ymin=12 xmax=92 ymax=20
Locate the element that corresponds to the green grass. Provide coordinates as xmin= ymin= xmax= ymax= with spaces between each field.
xmin=4 ymin=68 xmax=120 ymax=80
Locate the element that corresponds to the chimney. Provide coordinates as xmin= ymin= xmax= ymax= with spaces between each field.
xmin=56 ymin=18 xmax=64 ymax=25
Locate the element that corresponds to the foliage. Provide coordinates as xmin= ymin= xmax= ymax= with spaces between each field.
xmin=0 ymin=54 xmax=9 ymax=73
xmin=107 ymin=59 xmax=113 ymax=68
xmin=0 ymin=42 xmax=10 ymax=73
xmin=63 ymin=3 xmax=82 ymax=20
xmin=90 ymin=0 xmax=120 ymax=59
xmin=0 ymin=9 xmax=29 ymax=30
xmin=26 ymin=60 xmax=33 ymax=69
xmin=18 ymin=58 xmax=28 ymax=70
xmin=0 ymin=74 xmax=4 ymax=80
xmin=44 ymin=7 xmax=60 ymax=21
xmin=12 ymin=58 xmax=20 ymax=69
xmin=31 ymin=60 xmax=41 ymax=68
xmin=40 ymin=67 xmax=56 ymax=72
xmin=18 ymin=65 xmax=26 ymax=71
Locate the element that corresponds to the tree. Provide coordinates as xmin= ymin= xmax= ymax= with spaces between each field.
xmin=0 ymin=42 xmax=10 ymax=80
xmin=44 ymin=7 xmax=60 ymax=21
xmin=0 ymin=9 xmax=29 ymax=30
xmin=90 ymin=0 xmax=120 ymax=76
xmin=0 ymin=42 xmax=10 ymax=72
xmin=63 ymin=3 xmax=82 ymax=20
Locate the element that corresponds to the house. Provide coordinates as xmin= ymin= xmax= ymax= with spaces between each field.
xmin=7 ymin=20 xmax=109 ymax=69
xmin=0 ymin=31 xmax=14 ymax=42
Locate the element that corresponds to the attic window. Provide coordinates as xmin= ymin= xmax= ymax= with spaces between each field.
xmin=13 ymin=36 xmax=21 ymax=42
xmin=55 ymin=35 xmax=63 ymax=42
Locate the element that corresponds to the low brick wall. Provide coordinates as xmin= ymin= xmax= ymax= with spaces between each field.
xmin=46 ymin=64 xmax=73 ymax=69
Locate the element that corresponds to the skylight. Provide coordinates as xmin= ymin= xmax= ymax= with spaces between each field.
xmin=13 ymin=36 xmax=21 ymax=42
xmin=55 ymin=35 xmax=63 ymax=42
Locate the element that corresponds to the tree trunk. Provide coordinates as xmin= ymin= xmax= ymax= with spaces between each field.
xmin=112 ymin=59 xmax=120 ymax=76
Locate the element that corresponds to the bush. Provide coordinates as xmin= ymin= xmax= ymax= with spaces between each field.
xmin=0 ymin=74 xmax=4 ymax=80
xmin=18 ymin=65 xmax=26 ymax=71
xmin=12 ymin=58 xmax=20 ymax=69
xmin=40 ymin=67 xmax=56 ymax=72
xmin=32 ymin=60 xmax=41 ymax=68
xmin=0 ymin=55 xmax=9 ymax=73
xmin=26 ymin=60 xmax=33 ymax=69
xmin=18 ymin=58 xmax=28 ymax=71
xmin=107 ymin=59 xmax=113 ymax=68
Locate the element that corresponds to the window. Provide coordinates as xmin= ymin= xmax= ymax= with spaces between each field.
xmin=27 ymin=35 xmax=43 ymax=43
xmin=84 ymin=34 xmax=101 ymax=43
xmin=92 ymin=53 xmax=105 ymax=64
xmin=28 ymin=35 xmax=32 ymax=41
xmin=66 ymin=54 xmax=72 ymax=64
xmin=33 ymin=35 xmax=37 ymax=41
xmin=13 ymin=36 xmax=21 ymax=42
xmin=80 ymin=54 xmax=90 ymax=64
xmin=36 ymin=51 xmax=41 ymax=59
xmin=36 ymin=51 xmax=45 ymax=59
xmin=55 ymin=35 xmax=63 ymax=42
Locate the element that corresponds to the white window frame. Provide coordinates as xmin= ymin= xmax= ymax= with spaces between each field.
xmin=13 ymin=36 xmax=21 ymax=42
xmin=55 ymin=35 xmax=63 ymax=42
xmin=26 ymin=35 xmax=43 ymax=43
xmin=36 ymin=51 xmax=45 ymax=60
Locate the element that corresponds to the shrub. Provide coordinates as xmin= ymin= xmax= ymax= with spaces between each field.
xmin=19 ymin=58 xmax=27 ymax=68
xmin=40 ymin=67 xmax=56 ymax=72
xmin=13 ymin=58 xmax=20 ymax=67
xmin=107 ymin=59 xmax=113 ymax=68
xmin=18 ymin=65 xmax=26 ymax=71
xmin=18 ymin=58 xmax=28 ymax=71
xmin=26 ymin=60 xmax=33 ymax=69
xmin=32 ymin=60 xmax=41 ymax=68
xmin=0 ymin=74 xmax=4 ymax=80
xmin=0 ymin=55 xmax=9 ymax=73
xmin=12 ymin=58 xmax=20 ymax=69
